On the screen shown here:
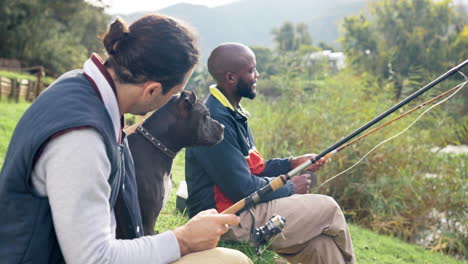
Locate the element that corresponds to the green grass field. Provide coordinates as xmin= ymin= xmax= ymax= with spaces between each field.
xmin=0 ymin=101 xmax=464 ymax=263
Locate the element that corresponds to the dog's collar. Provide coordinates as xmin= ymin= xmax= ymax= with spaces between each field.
xmin=136 ymin=125 xmax=177 ymax=159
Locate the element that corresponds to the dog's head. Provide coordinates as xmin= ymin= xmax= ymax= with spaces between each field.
xmin=144 ymin=90 xmax=224 ymax=149
xmin=172 ymin=90 xmax=224 ymax=146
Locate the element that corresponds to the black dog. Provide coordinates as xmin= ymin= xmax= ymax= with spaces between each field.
xmin=115 ymin=91 xmax=224 ymax=238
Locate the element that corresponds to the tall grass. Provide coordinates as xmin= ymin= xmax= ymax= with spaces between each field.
xmin=158 ymin=151 xmax=463 ymax=263
xmin=244 ymin=71 xmax=467 ymax=258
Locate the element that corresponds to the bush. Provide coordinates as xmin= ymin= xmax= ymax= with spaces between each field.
xmin=244 ymin=70 xmax=467 ymax=258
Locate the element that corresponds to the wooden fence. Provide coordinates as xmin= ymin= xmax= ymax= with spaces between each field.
xmin=0 ymin=66 xmax=46 ymax=102
xmin=0 ymin=76 xmax=45 ymax=102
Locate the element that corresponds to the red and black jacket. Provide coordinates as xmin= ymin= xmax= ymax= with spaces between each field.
xmin=185 ymin=87 xmax=294 ymax=217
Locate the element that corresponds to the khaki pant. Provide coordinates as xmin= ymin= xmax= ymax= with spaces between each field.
xmin=222 ymin=194 xmax=355 ymax=264
xmin=172 ymin=247 xmax=252 ymax=263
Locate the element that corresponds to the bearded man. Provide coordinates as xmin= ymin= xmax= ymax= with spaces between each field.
xmin=185 ymin=43 xmax=355 ymax=264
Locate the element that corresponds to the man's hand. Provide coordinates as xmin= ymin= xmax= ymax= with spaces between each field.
xmin=290 ymin=153 xmax=327 ymax=172
xmin=289 ymin=173 xmax=312 ymax=194
xmin=173 ymin=209 xmax=239 ymax=256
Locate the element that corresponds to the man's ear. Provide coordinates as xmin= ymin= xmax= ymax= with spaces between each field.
xmin=225 ymin=72 xmax=236 ymax=84
xmin=143 ymin=81 xmax=163 ymax=98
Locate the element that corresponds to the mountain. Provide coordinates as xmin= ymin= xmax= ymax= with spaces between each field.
xmin=112 ymin=0 xmax=371 ymax=61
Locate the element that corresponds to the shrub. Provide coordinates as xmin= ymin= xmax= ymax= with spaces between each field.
xmin=244 ymin=71 xmax=467 ymax=258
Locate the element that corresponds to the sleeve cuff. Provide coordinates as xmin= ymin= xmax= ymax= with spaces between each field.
xmin=285 ymin=181 xmax=295 ymax=195
xmin=284 ymin=158 xmax=293 ymax=171
xmin=263 ymin=177 xmax=295 ymax=197
xmin=155 ymin=231 xmax=181 ymax=263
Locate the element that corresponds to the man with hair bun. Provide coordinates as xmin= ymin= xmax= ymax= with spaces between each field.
xmin=0 ymin=15 xmax=251 ymax=264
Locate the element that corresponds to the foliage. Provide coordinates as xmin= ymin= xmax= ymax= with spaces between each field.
xmin=245 ymin=24 xmax=333 ymax=98
xmin=250 ymin=46 xmax=278 ymax=77
xmin=318 ymin=41 xmax=336 ymax=52
xmin=185 ymin=67 xmax=214 ymax=99
xmin=340 ymin=0 xmax=467 ymax=100
xmin=271 ymin=21 xmax=313 ymax=52
xmin=244 ymin=22 xmax=343 ymax=99
xmin=451 ymin=24 xmax=468 ymax=64
xmin=243 ymin=71 xmax=467 ymax=259
xmin=0 ymin=0 xmax=110 ymax=76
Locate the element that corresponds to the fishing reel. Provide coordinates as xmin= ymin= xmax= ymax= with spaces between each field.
xmin=249 ymin=210 xmax=286 ymax=255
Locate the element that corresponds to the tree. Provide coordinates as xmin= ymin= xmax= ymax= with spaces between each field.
xmin=341 ymin=0 xmax=465 ymax=99
xmin=295 ymin=23 xmax=313 ymax=48
xmin=0 ymin=0 xmax=110 ymax=76
xmin=250 ymin=46 xmax=277 ymax=76
xmin=271 ymin=21 xmax=313 ymax=52
xmin=271 ymin=21 xmax=296 ymax=52
xmin=318 ymin=42 xmax=335 ymax=52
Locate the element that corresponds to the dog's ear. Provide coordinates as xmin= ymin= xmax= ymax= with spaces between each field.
xmin=176 ymin=91 xmax=193 ymax=113
xmin=181 ymin=91 xmax=196 ymax=106
xmin=181 ymin=91 xmax=197 ymax=105
xmin=188 ymin=91 xmax=197 ymax=104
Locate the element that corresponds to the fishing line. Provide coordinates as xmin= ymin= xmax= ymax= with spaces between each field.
xmin=312 ymin=79 xmax=467 ymax=192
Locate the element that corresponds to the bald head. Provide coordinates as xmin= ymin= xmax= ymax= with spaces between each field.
xmin=207 ymin=43 xmax=255 ymax=83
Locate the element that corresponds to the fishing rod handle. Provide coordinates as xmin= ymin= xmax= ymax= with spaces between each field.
xmin=222 ymin=199 xmax=246 ymax=215
xmin=221 ymin=175 xmax=288 ymax=215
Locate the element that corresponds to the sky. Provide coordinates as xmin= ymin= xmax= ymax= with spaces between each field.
xmin=93 ymin=0 xmax=468 ymax=14
xmin=96 ymin=0 xmax=240 ymax=14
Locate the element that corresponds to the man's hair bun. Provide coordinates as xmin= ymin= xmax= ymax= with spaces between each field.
xmin=103 ymin=18 xmax=130 ymax=55
xmin=101 ymin=14 xmax=199 ymax=93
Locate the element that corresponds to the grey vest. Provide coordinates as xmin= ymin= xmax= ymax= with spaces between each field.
xmin=0 ymin=70 xmax=143 ymax=263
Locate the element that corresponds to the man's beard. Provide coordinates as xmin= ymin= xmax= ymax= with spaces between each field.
xmin=236 ymin=78 xmax=256 ymax=99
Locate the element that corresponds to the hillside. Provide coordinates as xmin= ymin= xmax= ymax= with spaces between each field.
xmin=113 ymin=0 xmax=370 ymax=59
xmin=113 ymin=0 xmax=468 ymax=61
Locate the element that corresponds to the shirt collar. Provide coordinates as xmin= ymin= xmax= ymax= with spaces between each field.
xmin=83 ymin=53 xmax=122 ymax=143
xmin=209 ymin=85 xmax=250 ymax=119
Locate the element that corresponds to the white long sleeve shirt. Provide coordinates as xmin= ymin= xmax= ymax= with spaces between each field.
xmin=31 ymin=128 xmax=181 ymax=264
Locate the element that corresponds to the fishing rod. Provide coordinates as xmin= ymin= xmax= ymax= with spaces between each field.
xmin=321 ymin=81 xmax=466 ymax=161
xmin=222 ymin=59 xmax=468 ymax=215
xmin=310 ymin=78 xmax=467 ymax=194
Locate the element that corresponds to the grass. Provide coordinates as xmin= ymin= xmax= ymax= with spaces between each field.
xmin=157 ymin=151 xmax=465 ymax=264
xmin=349 ymin=224 xmax=465 ymax=264
xmin=0 ymin=100 xmax=31 ymax=167
xmin=0 ymin=100 xmax=465 ymax=263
